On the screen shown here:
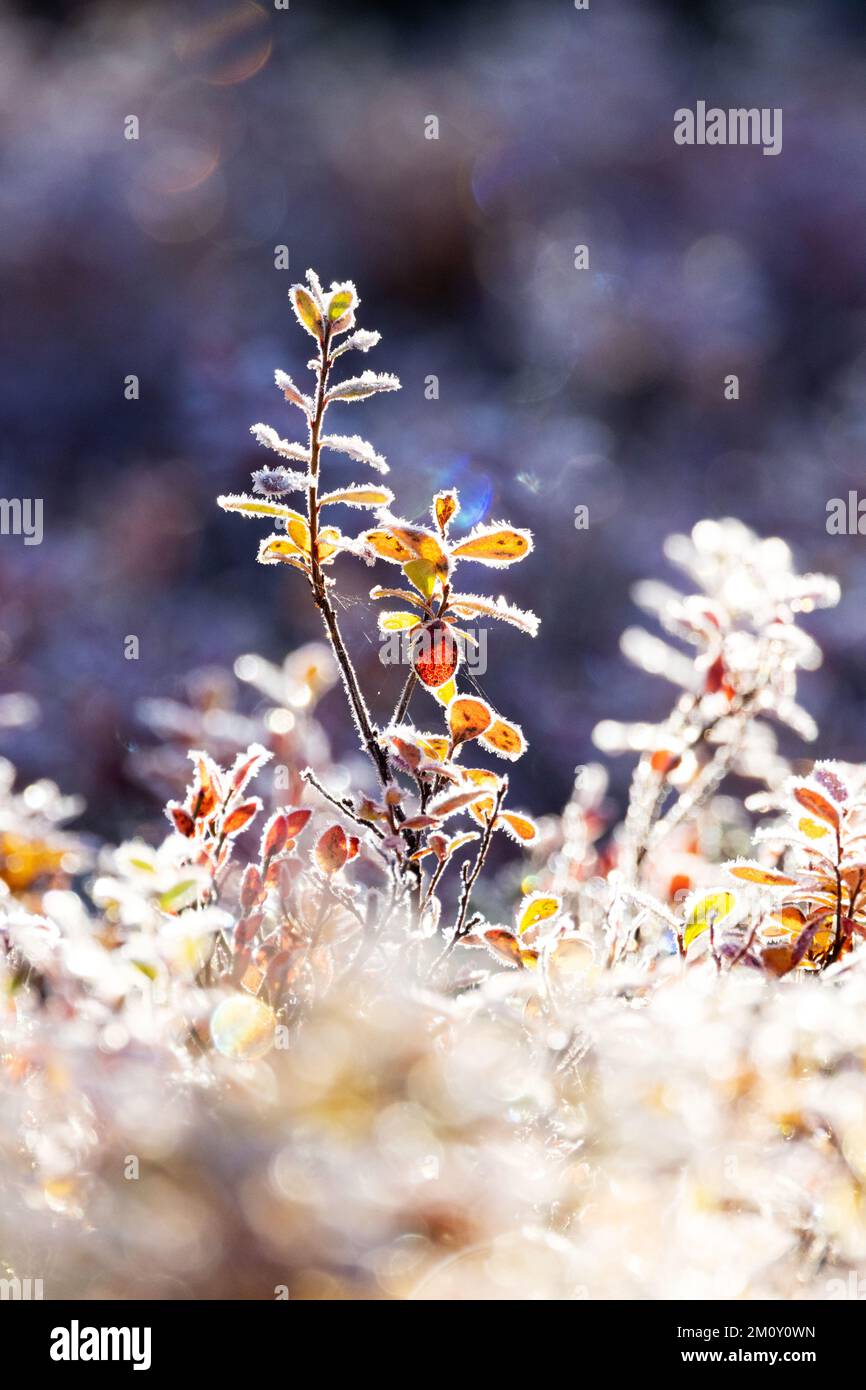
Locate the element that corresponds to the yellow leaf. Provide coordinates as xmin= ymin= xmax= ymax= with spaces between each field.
xmin=517 ymin=892 xmax=560 ymax=935
xmin=683 ymin=890 xmax=737 ymax=951
xmin=319 ymin=486 xmax=394 ymax=509
xmin=316 ymin=526 xmax=342 ymax=562
xmin=291 ymin=285 xmax=323 ymax=339
xmin=479 ymin=717 xmax=526 ymax=761
xmin=287 ymin=516 xmax=312 ymax=552
xmin=433 ymin=677 xmax=457 ymax=707
xmin=418 ymin=734 xmax=450 ymax=761
xmin=378 ymin=611 xmax=422 ymax=632
xmin=450 ymin=524 xmax=533 ymax=566
xmin=257 ymin=536 xmax=309 ymax=569
xmin=328 ymin=286 xmax=356 ymax=321
xmin=218 ymin=495 xmax=307 ymax=524
xmin=447 ymin=695 xmax=493 ymax=745
xmin=403 ymin=558 xmax=439 ymax=600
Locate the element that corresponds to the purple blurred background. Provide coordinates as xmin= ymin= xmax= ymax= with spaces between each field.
xmin=2 ymin=0 xmax=866 ymax=837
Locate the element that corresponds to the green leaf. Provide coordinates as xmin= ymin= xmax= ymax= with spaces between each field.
xmin=158 ymin=880 xmax=198 ymax=911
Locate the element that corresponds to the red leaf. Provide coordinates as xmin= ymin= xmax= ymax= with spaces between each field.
xmin=412 ymin=620 xmax=460 ymax=689
xmin=240 ymin=864 xmax=264 ymax=913
xmin=346 ymin=834 xmax=360 ymax=861
xmin=315 ymin=824 xmax=349 ymax=875
xmin=166 ymin=801 xmax=195 ymax=838
xmin=230 ymin=742 xmax=272 ymax=794
xmin=233 ymin=912 xmax=264 ymax=950
xmin=283 ymin=808 xmax=312 ymax=839
xmin=260 ymin=812 xmax=289 ymax=862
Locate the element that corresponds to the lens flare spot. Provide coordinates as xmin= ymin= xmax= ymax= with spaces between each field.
xmin=211 ymin=995 xmax=275 ymax=1061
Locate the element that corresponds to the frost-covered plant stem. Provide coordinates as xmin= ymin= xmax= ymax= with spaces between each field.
xmin=305 ymin=324 xmax=390 ymax=790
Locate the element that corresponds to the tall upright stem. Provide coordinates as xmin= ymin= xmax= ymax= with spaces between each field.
xmin=305 ymin=326 xmax=390 ymax=788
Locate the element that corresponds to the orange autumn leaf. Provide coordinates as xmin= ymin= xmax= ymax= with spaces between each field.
xmin=222 ymin=799 xmax=262 ymax=837
xmin=481 ymin=929 xmax=539 ymax=970
xmin=497 ymin=811 xmax=539 ymax=845
xmin=427 ymin=789 xmax=487 ymax=820
xmin=386 ymin=524 xmax=449 ymax=573
xmin=479 ymin=716 xmax=526 ymax=761
xmin=433 ymin=489 xmax=459 ymax=533
xmin=450 ymin=524 xmax=532 ymax=566
xmin=792 ymin=785 xmax=840 ymax=829
xmin=726 ymin=861 xmax=798 ymax=887
xmin=418 ymin=734 xmax=450 ymax=762
xmin=363 ymin=530 xmax=415 ymax=563
xmin=460 ymin=767 xmax=501 ymax=789
xmin=447 ymin=695 xmax=493 ymax=745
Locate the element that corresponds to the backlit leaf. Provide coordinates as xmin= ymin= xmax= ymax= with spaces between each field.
xmin=725 ymin=861 xmax=798 ymax=887
xmin=290 ymin=284 xmax=323 ymax=340
xmin=498 ymin=811 xmax=539 ymax=845
xmin=363 ymin=529 xmax=415 ymax=563
xmin=412 ymin=621 xmax=460 ymax=689
xmin=256 ymin=535 xmax=308 ymax=569
xmin=447 ymin=695 xmax=493 ymax=745
xmin=447 ymin=592 xmax=539 ymax=636
xmin=378 ymin=611 xmax=421 ymax=633
xmin=517 ymin=893 xmax=560 ymax=935
xmin=319 ymin=484 xmax=394 ymax=509
xmin=433 ymin=489 xmax=459 ymax=533
xmin=450 ymin=523 xmax=533 ymax=566
xmin=792 ymin=784 xmax=840 ymax=829
xmin=274 ymin=370 xmax=312 ymax=413
xmin=218 ymin=494 xmax=307 ymax=524
xmin=482 ymin=929 xmax=539 ymax=970
xmin=327 ymin=282 xmax=357 ymax=321
xmin=315 ymin=824 xmax=349 ymax=875
xmin=325 ymin=371 xmax=400 ymax=402
xmin=479 ymin=717 xmax=526 ymax=761
xmin=427 ymin=789 xmax=486 ymax=819
xmin=683 ymin=890 xmax=737 ymax=951
xmin=433 ymin=677 xmax=458 ymax=707
xmin=403 ymin=558 xmax=439 ymax=599
xmin=321 ymin=434 xmax=389 ymax=474
xmin=222 ymin=799 xmax=262 ymax=838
